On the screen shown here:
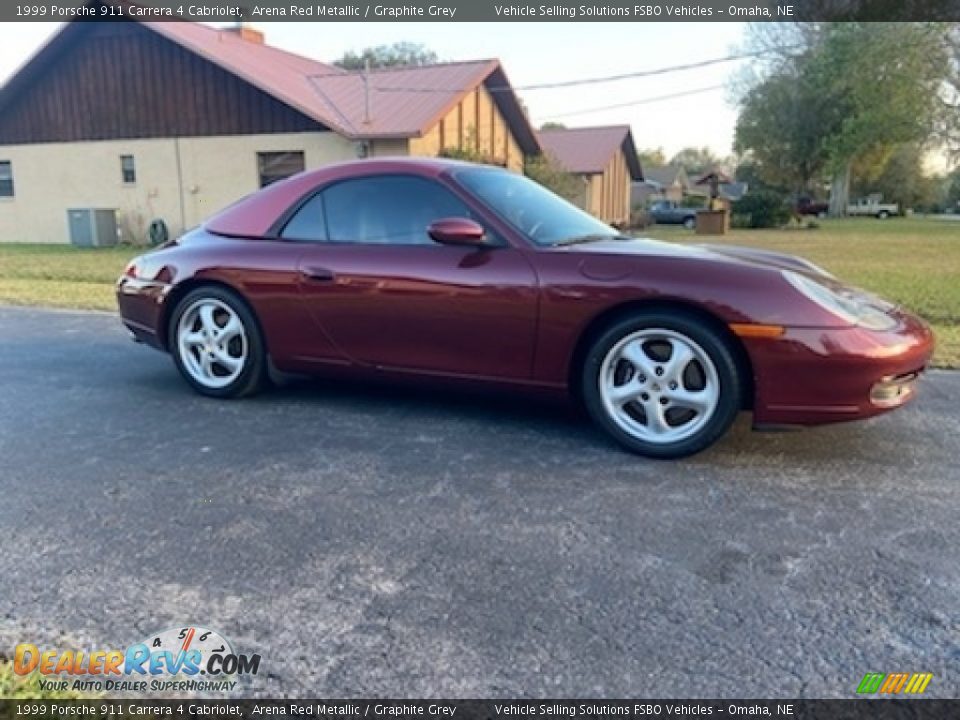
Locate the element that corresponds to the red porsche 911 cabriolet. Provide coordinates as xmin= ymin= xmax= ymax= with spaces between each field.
xmin=117 ymin=158 xmax=933 ymax=458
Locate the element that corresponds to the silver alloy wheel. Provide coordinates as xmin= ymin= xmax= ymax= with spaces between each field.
xmin=598 ymin=328 xmax=720 ymax=444
xmin=176 ymin=297 xmax=248 ymax=389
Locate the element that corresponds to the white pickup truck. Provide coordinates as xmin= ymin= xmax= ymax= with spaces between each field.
xmin=847 ymin=195 xmax=899 ymax=219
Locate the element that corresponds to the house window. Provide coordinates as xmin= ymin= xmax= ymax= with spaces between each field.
xmin=257 ymin=151 xmax=304 ymax=188
xmin=0 ymin=161 xmax=13 ymax=197
xmin=120 ymin=155 xmax=137 ymax=185
xmin=120 ymin=155 xmax=136 ymax=184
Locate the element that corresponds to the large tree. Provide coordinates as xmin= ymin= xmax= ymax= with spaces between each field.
xmin=947 ymin=168 xmax=960 ymax=211
xmin=813 ymin=23 xmax=948 ymax=214
xmin=938 ymin=25 xmax=960 ymax=160
xmin=334 ymin=42 xmax=438 ymax=70
xmin=734 ymin=22 xmax=951 ymax=215
xmin=637 ymin=147 xmax=667 ymax=168
xmin=668 ymin=146 xmax=721 ymax=177
xmin=734 ymin=69 xmax=832 ymax=195
xmin=851 ymin=143 xmax=942 ymax=211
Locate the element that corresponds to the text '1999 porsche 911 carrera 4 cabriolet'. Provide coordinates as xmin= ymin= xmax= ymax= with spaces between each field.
xmin=117 ymin=158 xmax=933 ymax=458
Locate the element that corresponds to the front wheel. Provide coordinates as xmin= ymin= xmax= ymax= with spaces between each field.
xmin=169 ymin=286 xmax=267 ymax=398
xmin=683 ymin=216 xmax=696 ymax=230
xmin=877 ymin=210 xmax=890 ymax=219
xmin=581 ymin=312 xmax=742 ymax=458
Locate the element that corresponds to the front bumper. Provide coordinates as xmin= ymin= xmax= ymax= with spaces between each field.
xmin=745 ymin=309 xmax=934 ymax=426
xmin=116 ymin=277 xmax=171 ymax=351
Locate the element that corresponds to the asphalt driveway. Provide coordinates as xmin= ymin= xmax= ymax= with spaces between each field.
xmin=0 ymin=306 xmax=958 ymax=698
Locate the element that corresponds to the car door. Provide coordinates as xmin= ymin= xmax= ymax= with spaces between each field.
xmin=651 ymin=201 xmax=666 ymax=222
xmin=282 ymin=173 xmax=539 ymax=381
xmin=667 ymin=201 xmax=682 ymax=223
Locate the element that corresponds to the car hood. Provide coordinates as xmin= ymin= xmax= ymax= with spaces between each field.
xmin=555 ymin=236 xmax=830 ymax=277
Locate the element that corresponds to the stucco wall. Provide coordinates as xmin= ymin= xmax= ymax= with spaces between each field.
xmin=367 ymin=139 xmax=410 ymax=158
xmin=0 ymin=131 xmax=356 ymax=244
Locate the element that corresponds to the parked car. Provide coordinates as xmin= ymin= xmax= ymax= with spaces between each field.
xmin=117 ymin=158 xmax=933 ymax=458
xmin=649 ymin=200 xmax=699 ymax=229
xmin=847 ymin=197 xmax=899 ymax=219
xmin=795 ymin=197 xmax=829 ymax=218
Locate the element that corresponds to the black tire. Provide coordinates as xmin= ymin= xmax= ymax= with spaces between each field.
xmin=168 ymin=286 xmax=267 ymax=399
xmin=580 ymin=310 xmax=742 ymax=459
xmin=683 ymin=216 xmax=696 ymax=230
xmin=877 ymin=210 xmax=889 ymax=219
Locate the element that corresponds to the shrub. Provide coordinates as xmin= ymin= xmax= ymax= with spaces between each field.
xmin=439 ymin=127 xmax=500 ymax=166
xmin=630 ymin=208 xmax=654 ymax=229
xmin=439 ymin=145 xmax=490 ymax=164
xmin=524 ymin=155 xmax=584 ymax=205
xmin=731 ymin=191 xmax=791 ymax=229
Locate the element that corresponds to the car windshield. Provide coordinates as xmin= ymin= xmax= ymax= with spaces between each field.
xmin=454 ymin=167 xmax=619 ymax=247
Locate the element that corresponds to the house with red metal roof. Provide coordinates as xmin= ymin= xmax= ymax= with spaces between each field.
xmin=0 ymin=9 xmax=538 ymax=244
xmin=536 ymin=125 xmax=643 ymax=226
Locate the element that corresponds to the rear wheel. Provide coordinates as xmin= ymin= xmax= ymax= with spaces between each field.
xmin=581 ymin=311 xmax=742 ymax=458
xmin=683 ymin=216 xmax=696 ymax=230
xmin=877 ymin=210 xmax=890 ymax=219
xmin=170 ymin=286 xmax=266 ymax=398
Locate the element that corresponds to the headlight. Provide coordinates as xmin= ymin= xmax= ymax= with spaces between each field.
xmin=782 ymin=270 xmax=897 ymax=331
xmin=122 ymin=258 xmax=141 ymax=279
xmin=796 ymin=258 xmax=835 ymax=279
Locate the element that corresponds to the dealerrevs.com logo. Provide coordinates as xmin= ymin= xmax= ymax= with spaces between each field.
xmin=13 ymin=626 xmax=261 ymax=693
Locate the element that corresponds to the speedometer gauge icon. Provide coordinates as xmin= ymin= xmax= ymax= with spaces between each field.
xmin=137 ymin=626 xmax=234 ymax=670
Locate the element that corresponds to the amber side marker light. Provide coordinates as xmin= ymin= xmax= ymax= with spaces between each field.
xmin=729 ymin=323 xmax=785 ymax=339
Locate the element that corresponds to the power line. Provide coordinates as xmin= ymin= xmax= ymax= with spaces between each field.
xmin=368 ymin=45 xmax=798 ymax=95
xmin=540 ymin=84 xmax=727 ymax=120
xmin=515 ymin=46 xmax=793 ymax=91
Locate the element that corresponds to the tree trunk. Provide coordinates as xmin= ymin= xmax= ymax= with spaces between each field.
xmin=828 ymin=161 xmax=852 ymax=217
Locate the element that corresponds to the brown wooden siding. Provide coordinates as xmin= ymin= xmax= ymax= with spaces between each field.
xmin=584 ymin=148 xmax=631 ymax=225
xmin=0 ymin=21 xmax=326 ymax=145
xmin=408 ymin=83 xmax=522 ymax=172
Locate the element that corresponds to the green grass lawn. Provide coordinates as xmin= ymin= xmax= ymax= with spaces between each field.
xmin=0 ymin=216 xmax=957 ymax=366
xmin=0 ymin=244 xmax=140 ymax=311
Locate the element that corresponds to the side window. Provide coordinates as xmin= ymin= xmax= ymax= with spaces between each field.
xmin=323 ymin=175 xmax=475 ymax=245
xmin=280 ymin=194 xmax=327 ymax=242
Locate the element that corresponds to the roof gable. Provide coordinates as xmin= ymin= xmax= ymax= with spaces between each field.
xmin=536 ymin=126 xmax=643 ymax=180
xmin=305 ymin=59 xmax=538 ymax=153
xmin=0 ymin=20 xmax=325 ymax=144
xmin=1 ymin=5 xmax=539 ymax=153
xmin=642 ymin=165 xmax=688 ymax=188
xmin=145 ymin=23 xmax=539 ymax=151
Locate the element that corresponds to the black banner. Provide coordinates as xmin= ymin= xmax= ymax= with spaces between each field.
xmin=3 ymin=0 xmax=960 ymax=22
xmin=2 ymin=701 xmax=960 ymax=720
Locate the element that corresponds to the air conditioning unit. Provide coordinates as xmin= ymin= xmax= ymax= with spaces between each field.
xmin=67 ymin=208 xmax=118 ymax=247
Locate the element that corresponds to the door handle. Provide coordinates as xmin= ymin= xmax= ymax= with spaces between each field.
xmin=301 ymin=266 xmax=336 ymax=282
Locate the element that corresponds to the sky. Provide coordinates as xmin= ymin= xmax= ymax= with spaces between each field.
xmin=0 ymin=21 xmax=747 ymax=160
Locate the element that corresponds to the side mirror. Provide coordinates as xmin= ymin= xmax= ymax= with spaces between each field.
xmin=428 ymin=217 xmax=486 ymax=247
